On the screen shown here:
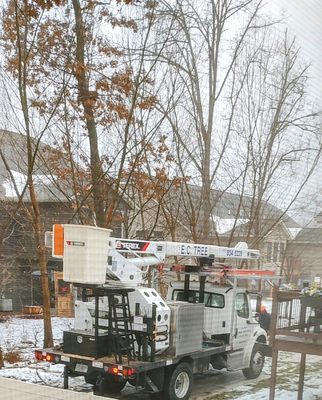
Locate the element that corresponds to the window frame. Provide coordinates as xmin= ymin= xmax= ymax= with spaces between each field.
xmin=235 ymin=292 xmax=249 ymax=319
xmin=266 ymin=241 xmax=286 ymax=263
xmin=172 ymin=289 xmax=225 ymax=309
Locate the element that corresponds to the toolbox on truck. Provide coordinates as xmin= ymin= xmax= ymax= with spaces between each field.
xmin=63 ymin=330 xmax=109 ymax=357
xmin=166 ymin=302 xmax=204 ymax=356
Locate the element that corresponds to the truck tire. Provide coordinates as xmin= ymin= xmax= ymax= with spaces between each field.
xmin=94 ymin=374 xmax=126 ymax=395
xmin=242 ymin=344 xmax=265 ymax=379
xmin=163 ymin=362 xmax=193 ymax=400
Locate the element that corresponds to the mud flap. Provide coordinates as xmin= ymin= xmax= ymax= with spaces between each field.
xmin=145 ymin=367 xmax=165 ymax=393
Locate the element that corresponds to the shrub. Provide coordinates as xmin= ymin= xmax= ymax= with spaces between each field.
xmin=4 ymin=350 xmax=23 ymax=364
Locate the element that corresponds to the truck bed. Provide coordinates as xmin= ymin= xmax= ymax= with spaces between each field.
xmin=41 ymin=341 xmax=230 ymax=372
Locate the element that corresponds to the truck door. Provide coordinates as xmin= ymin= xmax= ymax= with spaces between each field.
xmin=233 ymin=293 xmax=252 ymax=350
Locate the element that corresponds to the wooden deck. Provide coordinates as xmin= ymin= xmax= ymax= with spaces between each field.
xmin=269 ymin=286 xmax=322 ymax=400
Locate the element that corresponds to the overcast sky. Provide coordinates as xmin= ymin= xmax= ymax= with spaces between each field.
xmin=264 ymin=1 xmax=322 ymax=223
xmin=269 ymin=0 xmax=322 ymax=104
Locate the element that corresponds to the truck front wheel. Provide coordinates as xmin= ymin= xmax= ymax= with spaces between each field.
xmin=242 ymin=344 xmax=265 ymax=379
xmin=164 ymin=362 xmax=193 ymax=400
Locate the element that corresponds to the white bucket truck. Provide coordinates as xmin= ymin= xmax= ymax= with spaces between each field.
xmin=36 ymin=225 xmax=273 ymax=400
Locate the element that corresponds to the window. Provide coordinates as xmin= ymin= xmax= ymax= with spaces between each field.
xmin=266 ymin=241 xmax=285 ymax=263
xmin=112 ymin=225 xmax=122 ymax=238
xmin=136 ymin=230 xmax=148 ymax=239
xmin=172 ymin=289 xmax=224 ymax=308
xmin=280 ymin=243 xmax=285 ymax=261
xmin=266 ymin=242 xmax=272 ymax=262
xmin=205 ymin=293 xmax=225 ymax=308
xmin=235 ymin=293 xmax=249 ymax=318
xmin=273 ymin=243 xmax=279 ymax=262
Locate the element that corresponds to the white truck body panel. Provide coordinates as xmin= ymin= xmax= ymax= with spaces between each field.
xmin=74 ymin=287 xmax=171 ymax=353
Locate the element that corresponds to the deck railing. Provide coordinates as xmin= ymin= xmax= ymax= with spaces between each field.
xmin=269 ymin=286 xmax=322 ymax=400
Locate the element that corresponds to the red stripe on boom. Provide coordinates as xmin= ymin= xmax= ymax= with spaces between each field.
xmin=142 ymin=242 xmax=150 ymax=251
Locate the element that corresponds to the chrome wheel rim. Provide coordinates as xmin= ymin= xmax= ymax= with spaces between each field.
xmin=174 ymin=371 xmax=190 ymax=398
xmin=252 ymin=351 xmax=264 ymax=374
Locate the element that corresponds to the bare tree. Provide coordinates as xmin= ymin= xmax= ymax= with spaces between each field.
xmin=151 ymin=1 xmax=321 ymax=254
xmin=0 ymin=0 xmax=73 ymax=347
xmin=151 ymin=0 xmax=268 ymax=243
xmin=64 ymin=0 xmax=172 ymax=228
xmin=0 ymin=259 xmax=14 ymax=299
xmin=225 ymin=29 xmax=321 ymax=249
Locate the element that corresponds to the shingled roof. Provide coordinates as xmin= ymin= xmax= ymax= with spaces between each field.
xmin=0 ymin=130 xmax=72 ymax=202
xmin=165 ymin=183 xmax=299 ymax=236
xmin=294 ymin=228 xmax=322 ymax=243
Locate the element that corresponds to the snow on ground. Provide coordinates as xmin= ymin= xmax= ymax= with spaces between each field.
xmin=213 ymin=351 xmax=322 ymax=400
xmin=0 ymin=317 xmax=92 ymax=392
xmin=0 ymin=313 xmax=322 ymax=399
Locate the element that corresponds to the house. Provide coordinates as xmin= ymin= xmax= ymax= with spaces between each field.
xmin=285 ymin=212 xmax=322 ymax=284
xmin=0 ymin=130 xmax=128 ymax=310
xmin=206 ymin=190 xmax=299 ymax=273
xmin=0 ymin=129 xmax=79 ymax=309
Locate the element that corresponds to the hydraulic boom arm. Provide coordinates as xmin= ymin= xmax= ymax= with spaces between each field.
xmin=50 ymin=224 xmax=260 ymax=285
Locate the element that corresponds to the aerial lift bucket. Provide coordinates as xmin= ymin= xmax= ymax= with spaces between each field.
xmin=53 ymin=224 xmax=112 ymax=284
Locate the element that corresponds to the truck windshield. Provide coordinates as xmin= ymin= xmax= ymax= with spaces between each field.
xmin=172 ymin=289 xmax=224 ymax=308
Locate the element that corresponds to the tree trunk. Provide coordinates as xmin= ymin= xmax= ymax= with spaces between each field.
xmin=72 ymin=0 xmax=106 ymax=227
xmin=201 ymin=141 xmax=212 ymax=243
xmin=26 ymin=155 xmax=53 ymax=348
xmin=14 ymin=0 xmax=53 ymax=348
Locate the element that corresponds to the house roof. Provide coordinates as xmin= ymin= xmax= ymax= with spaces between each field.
xmin=0 ymin=129 xmax=61 ymax=175
xmin=294 ymin=228 xmax=322 ymax=244
xmin=212 ymin=188 xmax=298 ymax=228
xmin=187 ymin=184 xmax=296 ymax=220
xmin=0 ymin=130 xmax=132 ymax=211
xmin=164 ymin=184 xmax=299 ymax=236
xmin=291 ymin=211 xmax=322 ymax=244
xmin=0 ymin=130 xmax=73 ymax=202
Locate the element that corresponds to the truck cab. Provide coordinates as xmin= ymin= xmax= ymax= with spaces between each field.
xmin=167 ymin=280 xmax=268 ymax=372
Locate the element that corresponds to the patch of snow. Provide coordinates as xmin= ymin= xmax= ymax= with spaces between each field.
xmin=2 ymin=171 xmax=27 ymax=197
xmin=0 ymin=317 xmax=88 ymax=391
xmin=213 ymin=216 xmax=249 ymax=234
xmin=288 ymin=227 xmax=302 ymax=239
xmin=2 ymin=170 xmax=57 ymax=198
xmin=1 ymin=312 xmax=322 ymax=399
